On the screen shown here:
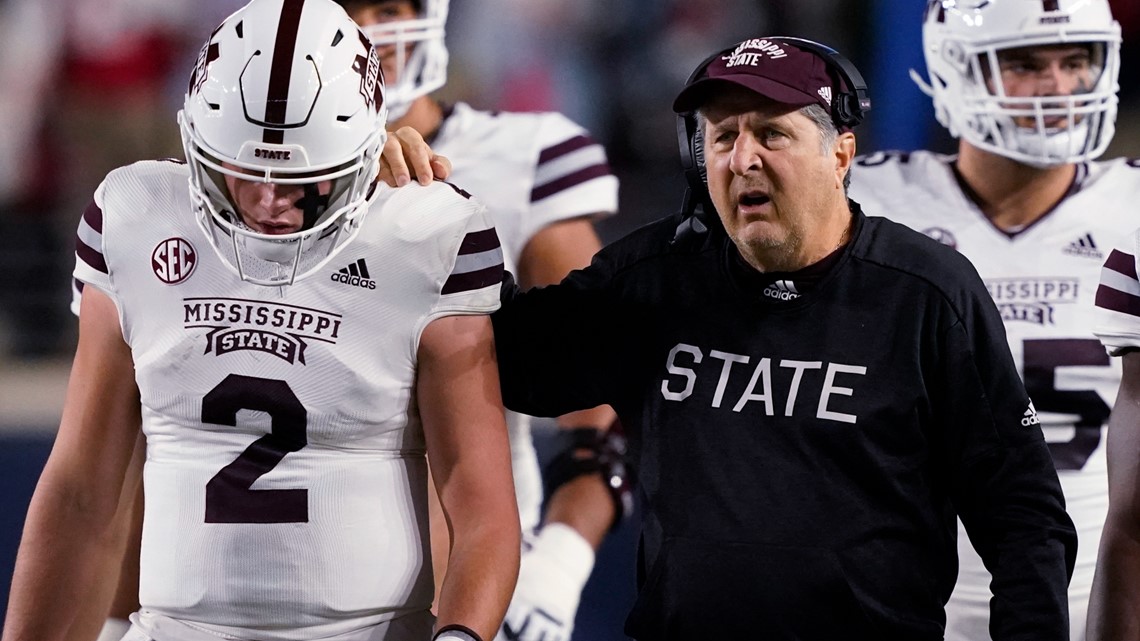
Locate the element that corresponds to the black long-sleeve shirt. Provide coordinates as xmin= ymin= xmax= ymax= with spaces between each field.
xmin=492 ymin=204 xmax=1076 ymax=641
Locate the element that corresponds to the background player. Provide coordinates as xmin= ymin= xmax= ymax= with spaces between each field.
xmin=848 ymin=1 xmax=1128 ymax=638
xmin=2 ymin=1 xmax=519 ymax=640
xmin=335 ymin=2 xmax=624 ymax=640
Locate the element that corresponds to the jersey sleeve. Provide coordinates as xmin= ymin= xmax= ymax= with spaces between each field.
xmin=937 ymin=279 xmax=1076 ymax=640
xmin=520 ymin=112 xmax=618 ymax=243
xmin=1093 ymin=229 xmax=1140 ymax=355
xmin=72 ymin=180 xmax=118 ymax=315
xmin=428 ymin=197 xmax=504 ymax=319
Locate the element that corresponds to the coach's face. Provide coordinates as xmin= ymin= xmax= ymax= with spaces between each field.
xmin=701 ymin=85 xmax=853 ymax=272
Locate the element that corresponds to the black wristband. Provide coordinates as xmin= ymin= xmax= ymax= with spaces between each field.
xmin=433 ymin=624 xmax=483 ymax=641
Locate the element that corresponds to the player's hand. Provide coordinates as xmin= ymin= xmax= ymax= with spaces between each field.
xmin=378 ymin=126 xmax=452 ymax=187
xmin=495 ymin=523 xmax=595 ymax=641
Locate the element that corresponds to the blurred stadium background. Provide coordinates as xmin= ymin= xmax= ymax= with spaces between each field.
xmin=1 ymin=0 xmax=1138 ymax=637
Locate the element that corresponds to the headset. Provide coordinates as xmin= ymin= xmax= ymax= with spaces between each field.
xmin=672 ymin=36 xmax=871 ymax=245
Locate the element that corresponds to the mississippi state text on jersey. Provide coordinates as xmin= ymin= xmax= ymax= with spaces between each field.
xmin=72 ymin=159 xmax=503 ymax=640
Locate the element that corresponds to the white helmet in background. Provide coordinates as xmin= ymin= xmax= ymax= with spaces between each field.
xmin=179 ymin=0 xmax=388 ymax=286
xmin=917 ymin=0 xmax=1121 ymax=166
xmin=357 ymin=0 xmax=449 ymax=120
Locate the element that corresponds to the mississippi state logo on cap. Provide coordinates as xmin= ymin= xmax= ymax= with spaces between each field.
xmin=152 ymin=237 xmax=198 ymax=284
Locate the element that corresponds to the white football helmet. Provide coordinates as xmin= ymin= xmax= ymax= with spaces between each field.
xmin=356 ymin=0 xmax=448 ymax=120
xmin=179 ymin=0 xmax=388 ymax=286
xmin=917 ymin=0 xmax=1121 ymax=166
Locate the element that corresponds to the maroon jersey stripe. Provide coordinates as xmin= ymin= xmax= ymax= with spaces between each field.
xmin=74 ymin=278 xmax=85 ymax=294
xmin=537 ymin=135 xmax=594 ymax=165
xmin=1103 ymin=248 xmax=1138 ymax=280
xmin=458 ymin=228 xmax=501 ymax=255
xmin=530 ymin=163 xmax=611 ymax=202
xmin=1096 ymin=283 xmax=1140 ymax=317
xmin=76 ymin=237 xmax=108 ymax=274
xmin=82 ymin=200 xmax=103 ymax=233
xmin=441 ymin=264 xmax=503 ymax=295
xmin=263 ymin=0 xmax=305 ymax=144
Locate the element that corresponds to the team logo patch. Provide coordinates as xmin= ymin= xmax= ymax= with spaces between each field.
xmin=152 ymin=238 xmax=198 ymax=284
xmin=183 ymin=297 xmax=342 ymax=365
xmin=985 ymin=277 xmax=1079 ymax=326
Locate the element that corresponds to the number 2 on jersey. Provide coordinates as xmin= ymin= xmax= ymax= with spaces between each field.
xmin=202 ymin=374 xmax=309 ymax=523
xmin=1022 ymin=338 xmax=1109 ymax=472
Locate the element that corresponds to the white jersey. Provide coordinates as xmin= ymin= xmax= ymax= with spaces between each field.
xmin=432 ymin=102 xmax=619 ymax=532
xmin=850 ymin=150 xmax=1140 ymax=640
xmin=72 ymin=160 xmax=503 ymax=640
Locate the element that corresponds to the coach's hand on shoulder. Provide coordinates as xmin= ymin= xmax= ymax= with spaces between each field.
xmin=379 ymin=126 xmax=452 ymax=187
xmin=494 ymin=523 xmax=595 ymax=641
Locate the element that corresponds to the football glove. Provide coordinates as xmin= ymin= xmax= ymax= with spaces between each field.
xmin=495 ymin=523 xmax=595 ymax=641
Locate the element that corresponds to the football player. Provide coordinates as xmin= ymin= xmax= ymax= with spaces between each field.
xmin=848 ymin=1 xmax=1127 ymax=639
xmin=1 ymin=1 xmax=519 ymax=640
xmin=335 ymin=2 xmax=625 ymax=641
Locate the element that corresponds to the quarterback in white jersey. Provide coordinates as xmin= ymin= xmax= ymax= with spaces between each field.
xmin=340 ymin=3 xmax=623 ymax=641
xmin=2 ymin=2 xmax=520 ymax=641
xmin=850 ymin=1 xmax=1123 ymax=639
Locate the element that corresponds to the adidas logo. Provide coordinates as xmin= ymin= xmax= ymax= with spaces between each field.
xmin=330 ymin=258 xmax=376 ymax=290
xmin=762 ymin=279 xmax=800 ymax=301
xmin=1021 ymin=401 xmax=1041 ymax=427
xmin=818 ymin=86 xmax=832 ymax=104
xmin=1062 ymin=233 xmax=1103 ymax=259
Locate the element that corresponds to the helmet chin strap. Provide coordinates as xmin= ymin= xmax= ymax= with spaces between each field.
xmin=295 ymin=183 xmax=331 ymax=230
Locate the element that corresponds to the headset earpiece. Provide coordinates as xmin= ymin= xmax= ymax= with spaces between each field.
xmin=767 ymin=36 xmax=871 ymax=129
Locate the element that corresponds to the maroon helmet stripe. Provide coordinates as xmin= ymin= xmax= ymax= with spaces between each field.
xmin=530 ymin=163 xmax=612 ymax=202
xmin=263 ymin=0 xmax=306 ymax=144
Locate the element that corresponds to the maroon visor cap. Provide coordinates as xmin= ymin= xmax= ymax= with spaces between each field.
xmin=673 ymin=38 xmax=859 ymax=131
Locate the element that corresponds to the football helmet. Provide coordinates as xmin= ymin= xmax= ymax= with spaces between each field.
xmin=356 ymin=0 xmax=448 ymax=120
xmin=179 ymin=0 xmax=388 ymax=286
xmin=917 ymin=0 xmax=1120 ymax=166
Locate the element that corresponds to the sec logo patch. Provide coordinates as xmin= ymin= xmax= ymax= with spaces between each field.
xmin=152 ymin=237 xmax=198 ymax=284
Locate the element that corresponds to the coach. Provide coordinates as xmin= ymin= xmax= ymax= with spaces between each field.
xmin=491 ymin=36 xmax=1075 ymax=640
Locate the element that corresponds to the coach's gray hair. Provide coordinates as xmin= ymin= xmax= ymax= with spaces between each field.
xmin=799 ymin=104 xmax=850 ymax=193
xmin=694 ymin=104 xmax=851 ymax=192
